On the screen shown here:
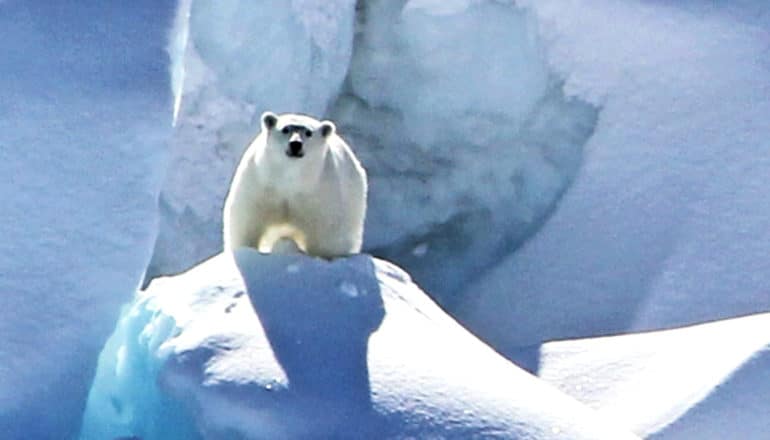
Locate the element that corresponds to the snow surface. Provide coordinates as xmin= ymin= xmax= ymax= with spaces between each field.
xmin=147 ymin=0 xmax=597 ymax=308
xmin=0 ymin=2 xmax=174 ymax=438
xmin=460 ymin=0 xmax=770 ymax=355
xmin=82 ymin=251 xmax=638 ymax=439
xmin=539 ymin=312 xmax=770 ymax=439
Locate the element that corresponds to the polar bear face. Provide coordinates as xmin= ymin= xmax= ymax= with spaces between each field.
xmin=261 ymin=112 xmax=336 ymax=160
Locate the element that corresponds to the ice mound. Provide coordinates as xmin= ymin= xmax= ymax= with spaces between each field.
xmin=82 ymin=251 xmax=637 ymax=439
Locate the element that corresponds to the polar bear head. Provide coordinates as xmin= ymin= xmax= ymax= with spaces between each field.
xmin=261 ymin=111 xmax=336 ymax=160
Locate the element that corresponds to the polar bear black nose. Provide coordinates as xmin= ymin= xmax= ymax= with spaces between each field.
xmin=289 ymin=140 xmax=303 ymax=155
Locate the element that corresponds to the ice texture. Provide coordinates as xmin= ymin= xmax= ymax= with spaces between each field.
xmin=148 ymin=0 xmax=597 ymax=308
xmin=539 ymin=313 xmax=770 ymax=439
xmin=0 ymin=2 xmax=175 ymax=438
xmin=460 ymin=0 xmax=770 ymax=356
xmin=82 ymin=252 xmax=639 ymax=439
xmin=330 ymin=0 xmax=596 ymax=305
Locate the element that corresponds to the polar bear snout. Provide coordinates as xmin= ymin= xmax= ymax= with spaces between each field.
xmin=287 ymin=140 xmax=304 ymax=158
xmin=287 ymin=133 xmax=304 ymax=158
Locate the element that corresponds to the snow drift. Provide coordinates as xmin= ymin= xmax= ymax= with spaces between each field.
xmin=81 ymin=251 xmax=638 ymax=439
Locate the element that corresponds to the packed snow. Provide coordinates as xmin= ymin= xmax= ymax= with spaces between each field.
xmin=539 ymin=312 xmax=770 ymax=439
xmin=81 ymin=251 xmax=638 ymax=439
xmin=0 ymin=2 xmax=175 ymax=438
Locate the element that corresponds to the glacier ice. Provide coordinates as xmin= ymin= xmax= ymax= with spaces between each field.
xmin=147 ymin=0 xmax=597 ymax=309
xmin=0 ymin=2 xmax=175 ymax=438
xmin=79 ymin=298 xmax=198 ymax=440
xmin=82 ymin=252 xmax=639 ymax=439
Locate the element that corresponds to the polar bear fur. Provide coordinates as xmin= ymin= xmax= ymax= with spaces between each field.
xmin=223 ymin=112 xmax=367 ymax=258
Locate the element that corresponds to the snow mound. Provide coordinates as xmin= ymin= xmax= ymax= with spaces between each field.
xmin=539 ymin=313 xmax=770 ymax=439
xmin=460 ymin=0 xmax=770 ymax=353
xmin=0 ymin=2 xmax=174 ymax=437
xmin=82 ymin=252 xmax=638 ymax=439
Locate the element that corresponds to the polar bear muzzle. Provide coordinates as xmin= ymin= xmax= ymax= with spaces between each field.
xmin=287 ymin=132 xmax=304 ymax=158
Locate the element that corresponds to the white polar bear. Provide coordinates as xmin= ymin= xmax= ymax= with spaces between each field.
xmin=223 ymin=112 xmax=367 ymax=258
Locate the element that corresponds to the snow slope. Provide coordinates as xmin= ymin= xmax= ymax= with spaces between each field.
xmin=539 ymin=313 xmax=770 ymax=439
xmin=0 ymin=2 xmax=175 ymax=438
xmin=82 ymin=251 xmax=638 ymax=439
xmin=460 ymin=0 xmax=770 ymax=354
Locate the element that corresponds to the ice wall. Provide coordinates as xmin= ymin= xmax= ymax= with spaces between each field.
xmin=148 ymin=0 xmax=597 ymax=309
xmin=330 ymin=0 xmax=596 ymax=305
xmin=0 ymin=2 xmax=175 ymax=438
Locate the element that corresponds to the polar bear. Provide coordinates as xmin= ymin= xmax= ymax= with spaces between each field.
xmin=223 ymin=112 xmax=367 ymax=258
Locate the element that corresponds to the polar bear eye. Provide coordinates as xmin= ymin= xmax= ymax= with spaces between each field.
xmin=281 ymin=127 xmax=290 ymax=135
xmin=305 ymin=130 xmax=313 ymax=138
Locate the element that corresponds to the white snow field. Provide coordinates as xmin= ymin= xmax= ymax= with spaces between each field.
xmin=81 ymin=251 xmax=638 ymax=440
xmin=460 ymin=0 xmax=770 ymax=356
xmin=539 ymin=312 xmax=770 ymax=439
xmin=0 ymin=2 xmax=175 ymax=438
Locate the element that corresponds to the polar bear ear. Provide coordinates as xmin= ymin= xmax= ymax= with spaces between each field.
xmin=320 ymin=121 xmax=336 ymax=138
xmin=261 ymin=112 xmax=278 ymax=130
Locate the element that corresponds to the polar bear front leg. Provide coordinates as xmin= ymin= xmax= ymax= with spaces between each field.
xmin=303 ymin=220 xmax=362 ymax=259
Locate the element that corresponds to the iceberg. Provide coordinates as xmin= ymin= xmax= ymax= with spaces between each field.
xmin=82 ymin=251 xmax=638 ymax=439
